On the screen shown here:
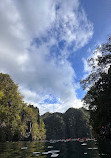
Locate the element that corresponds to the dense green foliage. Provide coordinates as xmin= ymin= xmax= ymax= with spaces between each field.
xmin=81 ymin=37 xmax=111 ymax=136
xmin=41 ymin=108 xmax=91 ymax=140
xmin=0 ymin=73 xmax=46 ymax=141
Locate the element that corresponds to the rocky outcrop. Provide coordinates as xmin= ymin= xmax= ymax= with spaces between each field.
xmin=41 ymin=108 xmax=91 ymax=140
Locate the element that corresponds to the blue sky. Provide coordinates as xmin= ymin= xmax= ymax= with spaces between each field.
xmin=0 ymin=0 xmax=111 ymax=114
xmin=68 ymin=0 xmax=111 ymax=99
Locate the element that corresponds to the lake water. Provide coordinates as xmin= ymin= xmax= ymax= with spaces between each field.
xmin=0 ymin=139 xmax=111 ymax=158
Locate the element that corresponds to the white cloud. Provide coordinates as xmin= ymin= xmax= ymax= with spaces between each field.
xmin=19 ymin=86 xmax=83 ymax=115
xmin=0 ymin=0 xmax=93 ymax=114
xmin=38 ymin=99 xmax=83 ymax=115
xmin=82 ymin=57 xmax=91 ymax=81
xmin=82 ymin=58 xmax=91 ymax=73
xmin=56 ymin=6 xmax=93 ymax=51
xmin=14 ymin=0 xmax=56 ymax=38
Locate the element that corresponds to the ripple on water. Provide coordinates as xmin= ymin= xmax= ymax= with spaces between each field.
xmin=49 ymin=150 xmax=60 ymax=153
xmin=1 ymin=139 xmax=110 ymax=158
xmin=88 ymin=147 xmax=98 ymax=150
xmin=48 ymin=146 xmax=53 ymax=148
xmin=51 ymin=153 xmax=59 ymax=157
xmin=81 ymin=143 xmax=87 ymax=146
xmin=21 ymin=147 xmax=28 ymax=150
xmin=33 ymin=152 xmax=40 ymax=154
xmin=42 ymin=150 xmax=60 ymax=157
xmin=35 ymin=154 xmax=39 ymax=157
xmin=42 ymin=150 xmax=60 ymax=154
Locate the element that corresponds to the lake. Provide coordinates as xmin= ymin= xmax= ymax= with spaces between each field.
xmin=0 ymin=139 xmax=111 ymax=158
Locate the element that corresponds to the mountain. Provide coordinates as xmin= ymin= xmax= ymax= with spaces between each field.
xmin=41 ymin=108 xmax=91 ymax=140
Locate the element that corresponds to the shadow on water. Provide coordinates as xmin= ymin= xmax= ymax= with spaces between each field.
xmin=0 ymin=139 xmax=111 ymax=158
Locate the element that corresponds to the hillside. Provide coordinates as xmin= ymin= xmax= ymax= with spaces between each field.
xmin=0 ymin=73 xmax=46 ymax=141
xmin=41 ymin=107 xmax=91 ymax=140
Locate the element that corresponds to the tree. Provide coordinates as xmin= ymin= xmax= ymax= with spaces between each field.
xmin=0 ymin=73 xmax=23 ymax=141
xmin=39 ymin=119 xmax=46 ymax=140
xmin=81 ymin=37 xmax=111 ymax=134
xmin=81 ymin=37 xmax=111 ymax=90
xmin=0 ymin=73 xmax=46 ymax=141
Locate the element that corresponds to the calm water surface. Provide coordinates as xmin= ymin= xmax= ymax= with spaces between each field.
xmin=0 ymin=139 xmax=111 ymax=158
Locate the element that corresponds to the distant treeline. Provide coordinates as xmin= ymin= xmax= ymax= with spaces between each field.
xmin=0 ymin=73 xmax=46 ymax=142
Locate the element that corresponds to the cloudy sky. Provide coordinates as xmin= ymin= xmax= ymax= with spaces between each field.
xmin=0 ymin=0 xmax=111 ymax=114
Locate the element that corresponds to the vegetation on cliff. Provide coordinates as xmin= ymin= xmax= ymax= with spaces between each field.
xmin=0 ymin=73 xmax=46 ymax=142
xmin=41 ymin=108 xmax=91 ymax=140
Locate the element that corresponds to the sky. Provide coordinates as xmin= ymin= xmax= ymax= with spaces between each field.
xmin=0 ymin=0 xmax=111 ymax=114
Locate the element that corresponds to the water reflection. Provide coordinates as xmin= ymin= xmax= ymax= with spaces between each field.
xmin=0 ymin=141 xmax=46 ymax=158
xmin=54 ymin=141 xmax=100 ymax=158
xmin=0 ymin=139 xmax=111 ymax=157
xmin=97 ymin=139 xmax=111 ymax=157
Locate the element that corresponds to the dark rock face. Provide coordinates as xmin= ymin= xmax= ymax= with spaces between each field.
xmin=41 ymin=112 xmax=66 ymax=140
xmin=41 ymin=108 xmax=91 ymax=140
xmin=64 ymin=108 xmax=91 ymax=138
